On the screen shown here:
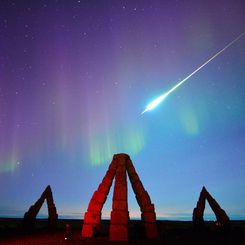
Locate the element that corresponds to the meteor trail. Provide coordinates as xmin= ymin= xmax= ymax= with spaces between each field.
xmin=141 ymin=31 xmax=245 ymax=114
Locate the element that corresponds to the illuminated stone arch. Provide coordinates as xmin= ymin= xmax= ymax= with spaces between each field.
xmin=23 ymin=185 xmax=58 ymax=228
xmin=193 ymin=186 xmax=230 ymax=229
xmin=81 ymin=153 xmax=158 ymax=241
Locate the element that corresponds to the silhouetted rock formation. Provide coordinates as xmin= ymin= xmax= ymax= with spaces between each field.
xmin=193 ymin=186 xmax=230 ymax=230
xmin=193 ymin=187 xmax=206 ymax=227
xmin=81 ymin=153 xmax=158 ymax=241
xmin=23 ymin=185 xmax=58 ymax=228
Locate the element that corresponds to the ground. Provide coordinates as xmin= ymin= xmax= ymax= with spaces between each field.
xmin=0 ymin=219 xmax=245 ymax=244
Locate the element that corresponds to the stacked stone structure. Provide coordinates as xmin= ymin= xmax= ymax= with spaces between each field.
xmin=193 ymin=186 xmax=230 ymax=229
xmin=127 ymin=157 xmax=158 ymax=239
xmin=82 ymin=153 xmax=158 ymax=241
xmin=23 ymin=185 xmax=58 ymax=228
xmin=110 ymin=154 xmax=129 ymax=241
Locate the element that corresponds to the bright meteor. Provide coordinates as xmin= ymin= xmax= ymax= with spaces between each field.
xmin=141 ymin=31 xmax=245 ymax=115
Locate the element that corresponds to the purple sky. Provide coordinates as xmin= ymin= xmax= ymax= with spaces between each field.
xmin=0 ymin=0 xmax=245 ymax=220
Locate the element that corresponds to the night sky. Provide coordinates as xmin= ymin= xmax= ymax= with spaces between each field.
xmin=1 ymin=0 xmax=245 ymax=220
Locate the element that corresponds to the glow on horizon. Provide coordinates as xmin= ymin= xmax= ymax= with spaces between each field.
xmin=141 ymin=31 xmax=245 ymax=115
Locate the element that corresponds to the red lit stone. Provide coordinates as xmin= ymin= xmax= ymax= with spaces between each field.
xmin=112 ymin=200 xmax=128 ymax=210
xmin=144 ymin=222 xmax=158 ymax=239
xmin=81 ymin=153 xmax=158 ymax=241
xmin=141 ymin=212 xmax=156 ymax=222
xmin=111 ymin=210 xmax=129 ymax=225
xmin=110 ymin=224 xmax=128 ymax=241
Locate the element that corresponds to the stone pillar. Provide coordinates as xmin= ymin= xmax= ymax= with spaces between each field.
xmin=127 ymin=158 xmax=158 ymax=239
xmin=110 ymin=154 xmax=129 ymax=241
xmin=205 ymin=189 xmax=230 ymax=229
xmin=192 ymin=187 xmax=206 ymax=228
xmin=81 ymin=158 xmax=117 ymax=238
xmin=46 ymin=186 xmax=58 ymax=228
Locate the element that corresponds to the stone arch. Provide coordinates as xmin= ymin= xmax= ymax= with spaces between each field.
xmin=193 ymin=186 xmax=230 ymax=229
xmin=23 ymin=185 xmax=58 ymax=228
xmin=81 ymin=153 xmax=158 ymax=241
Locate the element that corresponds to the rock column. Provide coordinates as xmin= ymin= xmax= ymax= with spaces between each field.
xmin=110 ymin=154 xmax=129 ymax=241
xmin=46 ymin=186 xmax=58 ymax=227
xmin=81 ymin=158 xmax=117 ymax=237
xmin=205 ymin=188 xmax=230 ymax=229
xmin=126 ymin=158 xmax=158 ymax=239
xmin=193 ymin=187 xmax=206 ymax=228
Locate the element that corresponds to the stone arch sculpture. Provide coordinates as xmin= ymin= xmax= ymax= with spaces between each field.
xmin=193 ymin=186 xmax=230 ymax=229
xmin=81 ymin=153 xmax=158 ymax=241
xmin=23 ymin=185 xmax=58 ymax=228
